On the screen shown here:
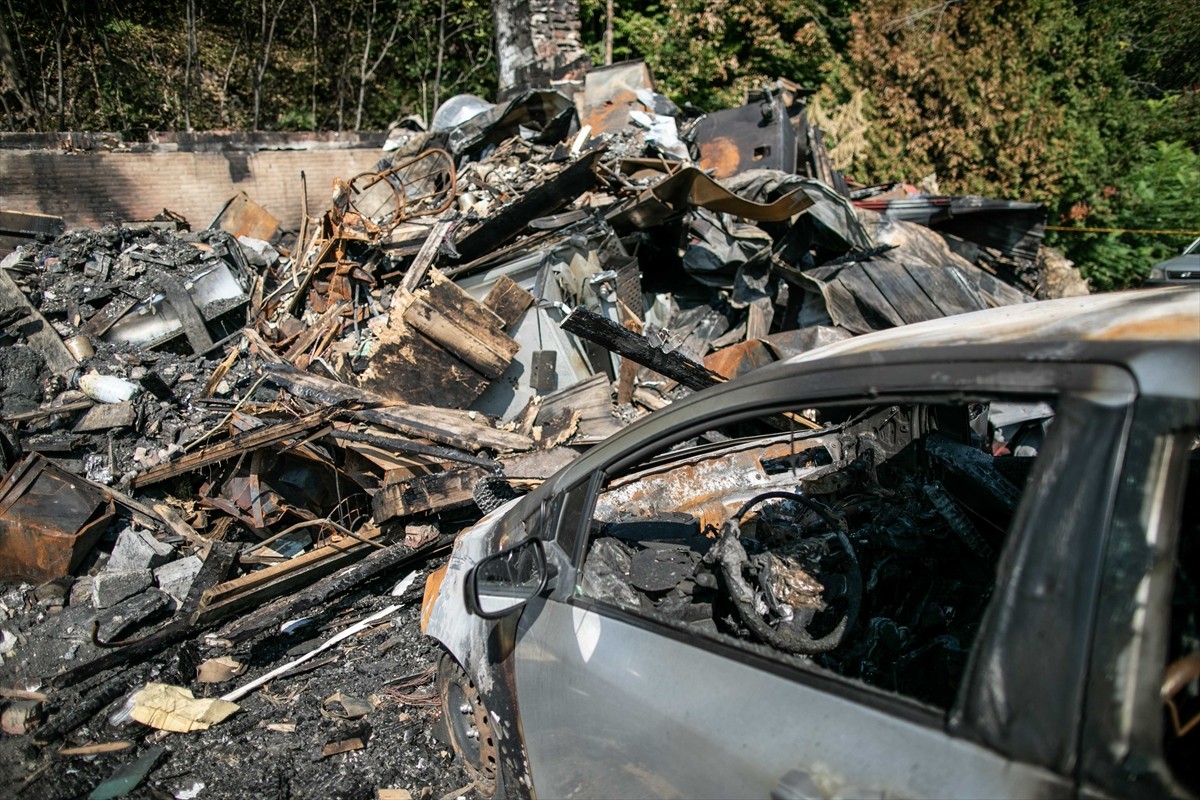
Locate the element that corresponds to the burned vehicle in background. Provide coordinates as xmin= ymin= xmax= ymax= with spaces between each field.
xmin=421 ymin=287 xmax=1200 ymax=799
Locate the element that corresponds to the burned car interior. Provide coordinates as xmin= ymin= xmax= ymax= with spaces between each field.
xmin=576 ymin=396 xmax=1049 ymax=709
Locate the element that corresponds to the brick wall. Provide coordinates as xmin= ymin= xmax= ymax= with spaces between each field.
xmin=0 ymin=146 xmax=387 ymax=230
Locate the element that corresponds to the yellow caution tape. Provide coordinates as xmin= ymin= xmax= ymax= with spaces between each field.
xmin=1045 ymin=225 xmax=1200 ymax=235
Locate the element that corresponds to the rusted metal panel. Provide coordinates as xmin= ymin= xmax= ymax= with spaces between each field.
xmin=0 ymin=454 xmax=115 ymax=582
xmin=704 ymin=339 xmax=776 ymax=380
xmin=209 ymin=192 xmax=280 ymax=242
xmin=695 ymin=93 xmax=796 ymax=180
xmin=607 ymin=164 xmax=814 ymax=230
xmin=577 ymin=61 xmax=655 ymax=135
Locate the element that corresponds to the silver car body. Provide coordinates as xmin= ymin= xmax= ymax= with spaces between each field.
xmin=424 ymin=286 xmax=1200 ymax=799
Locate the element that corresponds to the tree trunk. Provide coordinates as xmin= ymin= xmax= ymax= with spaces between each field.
xmin=56 ymin=0 xmax=67 ymax=130
xmin=184 ymin=0 xmax=197 ymax=131
xmin=605 ymin=0 xmax=613 ymax=65
xmin=336 ymin=0 xmax=358 ymax=131
xmin=0 ymin=9 xmax=35 ymax=125
xmin=310 ymin=0 xmax=318 ymax=129
xmin=353 ymin=0 xmax=375 ymax=131
xmin=432 ymin=0 xmax=446 ymax=113
xmin=252 ymin=0 xmax=287 ymax=131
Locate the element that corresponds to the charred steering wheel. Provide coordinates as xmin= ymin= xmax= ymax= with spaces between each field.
xmin=706 ymin=490 xmax=862 ymax=655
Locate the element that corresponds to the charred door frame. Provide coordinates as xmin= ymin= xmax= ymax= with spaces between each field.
xmin=1078 ymin=395 xmax=1200 ymax=799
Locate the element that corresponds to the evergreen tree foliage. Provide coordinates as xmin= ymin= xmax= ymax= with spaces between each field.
xmin=578 ymin=0 xmax=852 ymax=110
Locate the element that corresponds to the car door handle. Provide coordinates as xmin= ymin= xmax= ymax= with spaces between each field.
xmin=772 ymin=769 xmax=821 ymax=800
xmin=773 ymin=769 xmax=886 ymax=800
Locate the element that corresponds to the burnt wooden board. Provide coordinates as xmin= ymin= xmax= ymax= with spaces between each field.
xmin=483 ymin=275 xmax=535 ymax=330
xmin=453 ymin=149 xmax=605 ymax=262
xmin=191 ymin=529 xmax=385 ymax=626
xmin=560 ymin=306 xmax=724 ymax=393
xmin=360 ymin=322 xmax=489 ymax=408
xmin=535 ymin=373 xmax=620 ymax=441
xmin=372 ymin=466 xmax=489 ymax=524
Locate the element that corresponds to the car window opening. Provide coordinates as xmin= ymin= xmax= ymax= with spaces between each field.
xmin=576 ymin=397 xmax=1055 ymax=709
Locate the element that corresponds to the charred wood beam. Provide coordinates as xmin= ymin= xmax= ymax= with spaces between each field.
xmin=190 ymin=528 xmax=385 ymax=626
xmin=560 ymin=306 xmax=725 ymax=393
xmin=329 ymin=429 xmax=498 ymax=470
xmin=351 ymin=407 xmax=533 ymax=454
xmin=218 ymin=534 xmax=454 ymax=645
xmin=36 ymin=666 xmax=149 ymax=743
xmin=399 ymin=217 xmax=456 ymax=293
xmin=132 ymin=407 xmax=339 ymax=488
xmin=453 ymin=148 xmax=605 ymax=263
xmin=263 ymin=363 xmax=532 ymax=453
xmin=373 ymin=466 xmax=490 ymax=524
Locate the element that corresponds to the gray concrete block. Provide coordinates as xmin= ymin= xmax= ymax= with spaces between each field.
xmin=107 ymin=527 xmax=175 ymax=572
xmin=153 ymin=556 xmax=204 ymax=605
xmin=69 ymin=575 xmax=93 ymax=607
xmin=91 ymin=569 xmax=153 ymax=609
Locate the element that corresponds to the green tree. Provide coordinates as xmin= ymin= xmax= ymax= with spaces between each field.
xmin=1053 ymin=140 xmax=1200 ymax=290
xmin=847 ymin=0 xmax=1134 ymax=204
xmin=579 ymin=0 xmax=852 ymax=110
xmin=0 ymin=0 xmax=495 ymax=133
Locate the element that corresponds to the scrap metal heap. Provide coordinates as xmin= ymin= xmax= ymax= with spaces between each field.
xmin=0 ymin=60 xmax=1087 ymax=793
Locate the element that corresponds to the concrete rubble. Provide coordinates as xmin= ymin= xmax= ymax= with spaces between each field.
xmin=0 ymin=61 xmax=1089 ymax=799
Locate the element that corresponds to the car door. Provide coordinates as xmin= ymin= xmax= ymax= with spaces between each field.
xmin=509 ymin=359 xmax=1138 ymax=799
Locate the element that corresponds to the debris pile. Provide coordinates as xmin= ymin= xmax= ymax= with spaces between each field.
xmin=0 ymin=60 xmax=1082 ymax=798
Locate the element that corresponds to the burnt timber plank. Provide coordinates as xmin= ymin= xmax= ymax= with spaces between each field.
xmin=425 ymin=269 xmax=508 ymax=334
xmin=132 ymin=408 xmax=337 ymax=487
xmin=361 ymin=322 xmax=489 ymax=408
xmin=402 ymin=295 xmax=517 ymax=379
xmin=399 ymin=217 xmax=455 ymax=293
xmin=483 ymin=274 xmax=535 ymax=330
xmin=330 ymin=426 xmax=498 ymax=469
xmin=218 ymin=533 xmax=455 ymax=644
xmin=190 ymin=528 xmax=385 ymax=626
xmin=354 ymin=407 xmax=532 ymax=453
xmin=263 ymin=363 xmax=532 ymax=452
xmin=453 ymin=149 xmax=605 ymax=262
xmin=535 ymin=373 xmax=619 ymax=440
xmin=560 ymin=306 xmax=724 ymax=393
xmin=372 ymin=466 xmax=490 ymax=524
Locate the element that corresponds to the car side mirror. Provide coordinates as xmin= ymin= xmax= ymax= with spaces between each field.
xmin=466 ymin=538 xmax=552 ymax=619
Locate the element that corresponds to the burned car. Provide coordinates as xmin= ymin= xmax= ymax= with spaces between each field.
xmin=421 ymin=286 xmax=1200 ymax=799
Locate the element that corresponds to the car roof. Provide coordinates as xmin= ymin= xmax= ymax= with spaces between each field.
xmin=542 ymin=289 xmax=1199 ymax=500
xmin=784 ymin=286 xmax=1199 ymax=365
